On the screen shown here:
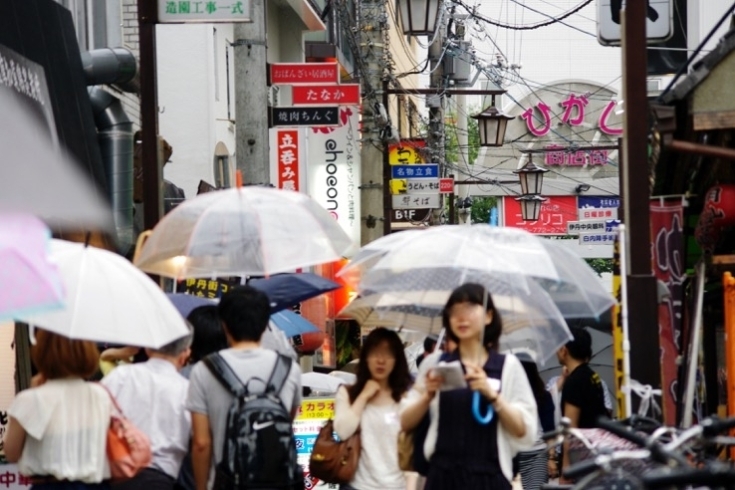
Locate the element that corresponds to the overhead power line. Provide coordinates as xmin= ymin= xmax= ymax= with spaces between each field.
xmin=450 ymin=0 xmax=593 ymax=31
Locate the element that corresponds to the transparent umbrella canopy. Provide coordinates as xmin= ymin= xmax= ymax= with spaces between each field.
xmin=134 ymin=187 xmax=354 ymax=279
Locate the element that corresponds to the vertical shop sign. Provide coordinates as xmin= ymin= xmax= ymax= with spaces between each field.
xmin=650 ymin=198 xmax=685 ymax=425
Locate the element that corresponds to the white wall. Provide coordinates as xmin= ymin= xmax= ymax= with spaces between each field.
xmin=157 ymin=23 xmax=235 ymax=199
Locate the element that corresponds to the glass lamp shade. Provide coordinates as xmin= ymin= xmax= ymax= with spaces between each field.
xmin=397 ymin=0 xmax=441 ymax=36
xmin=513 ymin=157 xmax=548 ymax=195
xmin=515 ymin=195 xmax=547 ymax=221
xmin=472 ymin=106 xmax=514 ymax=147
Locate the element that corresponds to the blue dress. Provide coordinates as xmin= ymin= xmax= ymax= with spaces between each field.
xmin=425 ymin=352 xmax=511 ymax=490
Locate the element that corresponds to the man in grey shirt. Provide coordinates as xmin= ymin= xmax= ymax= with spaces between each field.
xmin=186 ymin=286 xmax=302 ymax=490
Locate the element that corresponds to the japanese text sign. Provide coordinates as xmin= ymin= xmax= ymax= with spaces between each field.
xmin=393 ymin=194 xmax=441 ymax=209
xmin=579 ymin=232 xmax=617 ymax=244
xmin=276 ymin=130 xmax=300 ymax=192
xmin=271 ymin=107 xmax=339 ymax=127
xmin=567 ymin=220 xmax=619 ymax=236
xmin=439 ymin=178 xmax=454 ymax=194
xmin=181 ymin=278 xmax=234 ymax=298
xmin=406 ymin=179 xmax=440 ymax=193
xmin=292 ymin=84 xmax=360 ymax=105
xmin=503 ymin=196 xmax=578 ymax=235
xmin=388 ymin=140 xmax=426 ymax=164
xmin=270 ymin=63 xmax=338 ymax=84
xmin=391 ymin=164 xmax=439 ymax=179
xmin=544 ymin=145 xmax=609 ymax=166
xmin=521 ymin=93 xmax=622 ymax=137
xmin=578 ymin=196 xmax=620 ymax=220
xmin=158 ymin=0 xmax=252 ymax=22
xmin=294 ymin=398 xmax=336 ymax=489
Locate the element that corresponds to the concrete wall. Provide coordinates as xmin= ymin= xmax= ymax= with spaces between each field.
xmin=157 ymin=24 xmax=236 ymax=198
xmin=386 ymin=0 xmax=421 ymax=139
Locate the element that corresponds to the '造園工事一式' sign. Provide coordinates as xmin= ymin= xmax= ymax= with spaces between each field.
xmin=158 ymin=0 xmax=252 ymax=23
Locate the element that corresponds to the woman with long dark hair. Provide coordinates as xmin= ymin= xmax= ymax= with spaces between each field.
xmin=400 ymin=283 xmax=537 ymax=490
xmin=333 ymin=328 xmax=412 ymax=490
xmin=514 ymin=354 xmax=555 ymax=490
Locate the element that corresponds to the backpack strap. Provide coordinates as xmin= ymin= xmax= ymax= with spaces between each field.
xmin=204 ymin=353 xmax=248 ymax=397
xmin=266 ymin=354 xmax=293 ymax=395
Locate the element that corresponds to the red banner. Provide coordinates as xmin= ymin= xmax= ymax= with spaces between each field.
xmin=292 ymin=84 xmax=360 ymax=105
xmin=270 ymin=63 xmax=338 ymax=84
xmin=650 ymin=199 xmax=685 ymax=425
xmin=275 ymin=129 xmax=300 ymax=191
xmin=503 ymin=196 xmax=578 ymax=235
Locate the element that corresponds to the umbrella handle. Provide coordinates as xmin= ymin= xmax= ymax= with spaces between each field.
xmin=472 ymin=391 xmax=494 ymax=425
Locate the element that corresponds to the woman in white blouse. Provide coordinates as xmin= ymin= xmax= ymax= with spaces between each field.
xmin=4 ymin=329 xmax=112 ymax=489
xmin=333 ymin=328 xmax=412 ymax=490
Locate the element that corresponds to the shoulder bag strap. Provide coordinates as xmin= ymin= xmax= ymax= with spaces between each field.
xmin=266 ymin=354 xmax=293 ymax=395
xmin=203 ymin=353 xmax=248 ymax=397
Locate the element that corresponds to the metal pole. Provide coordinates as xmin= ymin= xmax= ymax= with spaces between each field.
xmin=234 ymin=0 xmax=269 ymax=185
xmin=618 ymin=223 xmax=632 ymax=419
xmin=621 ymin=0 xmax=660 ymax=395
xmin=682 ymin=262 xmax=706 ymax=427
xmin=382 ymin=80 xmax=392 ymax=236
xmin=137 ymin=0 xmax=161 ymax=230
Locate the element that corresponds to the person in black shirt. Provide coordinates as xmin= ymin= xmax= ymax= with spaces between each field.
xmin=557 ymin=326 xmax=608 ymax=481
xmin=415 ymin=334 xmax=438 ymax=368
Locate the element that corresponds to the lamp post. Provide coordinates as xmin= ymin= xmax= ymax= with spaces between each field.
xmin=396 ymin=0 xmax=442 ymax=36
xmin=472 ymin=100 xmax=514 ymax=148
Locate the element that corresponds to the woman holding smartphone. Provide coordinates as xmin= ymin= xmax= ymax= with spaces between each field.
xmin=400 ymin=283 xmax=537 ymax=490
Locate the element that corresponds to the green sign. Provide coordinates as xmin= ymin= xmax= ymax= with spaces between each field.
xmin=158 ymin=0 xmax=252 ymax=23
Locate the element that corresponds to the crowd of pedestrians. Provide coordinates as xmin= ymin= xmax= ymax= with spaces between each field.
xmin=3 ymin=282 xmax=609 ymax=490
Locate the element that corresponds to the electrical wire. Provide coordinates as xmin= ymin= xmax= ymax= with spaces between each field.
xmin=450 ymin=0 xmax=593 ymax=31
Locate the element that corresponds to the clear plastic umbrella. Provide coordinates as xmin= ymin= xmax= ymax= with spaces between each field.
xmin=343 ymin=225 xmax=616 ymax=320
xmin=339 ymin=281 xmax=573 ymax=365
xmin=134 ymin=187 xmax=354 ymax=279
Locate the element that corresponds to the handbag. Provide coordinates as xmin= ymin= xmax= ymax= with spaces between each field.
xmin=308 ymin=419 xmax=360 ymax=484
xmin=101 ymin=386 xmax=152 ymax=480
xmin=397 ymin=430 xmax=414 ymax=471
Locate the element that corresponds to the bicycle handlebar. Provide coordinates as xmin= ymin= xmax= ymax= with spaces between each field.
xmin=596 ymin=417 xmax=687 ymax=466
xmin=700 ymin=416 xmax=735 ymax=438
xmin=562 ymin=459 xmax=600 ymax=480
xmin=641 ymin=465 xmax=735 ymax=489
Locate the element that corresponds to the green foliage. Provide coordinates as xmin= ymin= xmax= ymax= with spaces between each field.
xmin=445 ymin=110 xmax=480 ymax=166
xmin=335 ymin=320 xmax=361 ymax=368
xmin=470 ymin=197 xmax=498 ymax=224
xmin=585 ymin=258 xmax=614 ymax=276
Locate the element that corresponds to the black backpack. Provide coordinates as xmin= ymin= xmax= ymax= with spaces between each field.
xmin=204 ymin=352 xmax=304 ymax=490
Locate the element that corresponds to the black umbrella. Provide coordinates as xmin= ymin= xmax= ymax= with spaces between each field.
xmin=249 ymin=273 xmax=341 ymax=312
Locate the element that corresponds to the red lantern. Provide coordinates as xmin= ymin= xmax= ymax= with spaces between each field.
xmin=293 ymin=331 xmax=327 ymax=354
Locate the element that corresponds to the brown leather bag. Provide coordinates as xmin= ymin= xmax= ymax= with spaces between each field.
xmin=308 ymin=420 xmax=361 ymax=484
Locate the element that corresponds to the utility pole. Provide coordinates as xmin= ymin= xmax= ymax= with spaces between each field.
xmin=359 ymin=0 xmax=388 ymax=244
xmin=621 ymin=2 xmax=660 ymax=395
xmin=427 ymin=27 xmax=445 ymax=226
xmin=234 ymin=0 xmax=269 ymax=185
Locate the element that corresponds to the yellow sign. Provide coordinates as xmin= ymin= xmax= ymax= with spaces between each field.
xmin=295 ymin=398 xmax=335 ymax=421
xmin=388 ymin=141 xmax=426 ymax=165
xmin=389 ymin=179 xmax=407 ymax=195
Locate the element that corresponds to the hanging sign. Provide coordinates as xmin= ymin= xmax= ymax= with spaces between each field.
xmin=292 ymin=85 xmax=360 ymax=105
xmin=269 ymin=63 xmax=339 ymax=84
xmin=158 ymin=0 xmax=252 ymax=22
xmin=270 ymin=107 xmax=340 ymax=127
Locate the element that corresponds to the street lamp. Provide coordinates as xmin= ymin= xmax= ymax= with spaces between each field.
xmin=472 ymin=105 xmax=514 ymax=147
xmin=513 ymin=154 xmax=548 ymax=221
xmin=396 ymin=0 xmax=441 ymax=36
xmin=515 ymin=195 xmax=546 ymax=221
xmin=513 ymin=155 xmax=548 ymax=195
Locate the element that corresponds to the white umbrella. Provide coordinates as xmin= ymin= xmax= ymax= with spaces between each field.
xmin=302 ymin=372 xmax=347 ymax=394
xmin=17 ymin=240 xmax=190 ymax=348
xmin=134 ymin=187 xmax=354 ymax=279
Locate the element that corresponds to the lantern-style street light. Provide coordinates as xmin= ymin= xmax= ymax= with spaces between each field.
xmin=513 ymin=154 xmax=548 ymax=221
xmin=472 ymin=105 xmax=514 ymax=148
xmin=513 ymin=155 xmax=548 ymax=195
xmin=396 ymin=0 xmax=441 ymax=36
xmin=515 ymin=194 xmax=546 ymax=222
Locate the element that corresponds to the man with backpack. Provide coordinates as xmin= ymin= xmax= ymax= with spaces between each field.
xmin=186 ymin=286 xmax=303 ymax=490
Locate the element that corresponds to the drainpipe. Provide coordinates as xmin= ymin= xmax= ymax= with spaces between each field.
xmin=81 ymin=48 xmax=137 ymax=252
xmin=88 ymin=87 xmax=134 ymax=251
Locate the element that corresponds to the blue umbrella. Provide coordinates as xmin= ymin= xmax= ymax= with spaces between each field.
xmin=270 ymin=310 xmax=320 ymax=337
xmin=166 ymin=293 xmax=216 ymax=318
xmin=249 ymin=272 xmax=341 ymax=312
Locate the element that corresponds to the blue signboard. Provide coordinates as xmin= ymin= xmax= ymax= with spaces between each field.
xmin=578 ymin=196 xmax=620 ymax=209
xmin=391 ymin=164 xmax=439 ymax=179
xmin=295 ymin=434 xmax=318 ymax=455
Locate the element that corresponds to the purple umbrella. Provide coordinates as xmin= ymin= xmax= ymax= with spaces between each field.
xmin=249 ymin=272 xmax=341 ymax=312
xmin=0 ymin=213 xmax=64 ymax=321
xmin=166 ymin=293 xmax=216 ymax=318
